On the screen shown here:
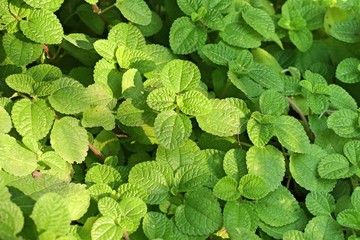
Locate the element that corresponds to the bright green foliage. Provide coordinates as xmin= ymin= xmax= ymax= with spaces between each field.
xmin=2 ymin=0 xmax=360 ymax=239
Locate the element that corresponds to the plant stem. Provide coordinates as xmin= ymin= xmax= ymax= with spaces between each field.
xmin=286 ymin=97 xmax=315 ymax=142
xmin=123 ymin=230 xmax=130 ymax=240
xmin=88 ymin=143 xmax=105 ymax=161
xmin=98 ymin=4 xmax=115 ymax=14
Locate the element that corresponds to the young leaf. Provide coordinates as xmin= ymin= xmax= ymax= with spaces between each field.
xmin=2 ymin=32 xmax=42 ymax=66
xmin=5 ymin=73 xmax=36 ymax=95
xmin=142 ymin=212 xmax=173 ymax=240
xmin=238 ymin=174 xmax=270 ymax=200
xmin=176 ymin=90 xmax=211 ymax=116
xmin=197 ymin=98 xmax=248 ymax=137
xmin=289 ymin=144 xmax=336 ymax=192
xmin=122 ymin=68 xmax=144 ymax=99
xmin=30 ymin=192 xmax=71 ymax=236
xmin=273 ymin=115 xmax=310 ymax=153
xmin=336 ymin=58 xmax=360 ymax=84
xmin=91 ymin=216 xmax=123 ymax=240
xmin=305 ymin=192 xmax=336 ymax=216
xmin=327 ymin=109 xmax=360 ymax=138
xmin=81 ymin=105 xmax=115 ymax=131
xmin=255 ymin=186 xmax=301 ymax=227
xmin=116 ymin=46 xmax=155 ymax=73
xmin=160 ymin=59 xmax=201 ymax=93
xmin=247 ymin=112 xmax=274 ymax=147
xmin=201 ymin=43 xmax=238 ymax=66
xmin=20 ymin=9 xmax=64 ymax=44
xmin=48 ymin=77 xmax=89 ymax=114
xmin=117 ymin=98 xmax=155 ymax=127
xmin=318 ymin=154 xmax=352 ymax=179
xmin=223 ymin=149 xmax=247 ymax=181
xmin=98 ymin=197 xmax=123 ymax=219
xmin=146 ymin=88 xmax=177 ymax=112
xmin=289 ymin=29 xmax=313 ymax=52
xmin=85 ymin=164 xmax=123 ymax=189
xmin=115 ymin=0 xmax=151 ymax=26
xmin=26 ymin=64 xmax=62 ymax=81
xmin=259 ymin=90 xmax=287 ymax=116
xmin=93 ymin=40 xmax=117 ymax=61
xmin=50 ymin=117 xmax=89 ymax=164
xmin=0 ymin=133 xmax=37 ymax=176
xmin=0 ymin=106 xmax=12 ymax=133
xmin=128 ymin=161 xmax=173 ymax=204
xmin=119 ymin=197 xmax=147 ymax=222
xmin=38 ymin=151 xmax=72 ymax=182
xmin=169 ymin=16 xmax=207 ymax=54
xmin=174 ymin=164 xmax=210 ymax=192
xmin=213 ymin=176 xmax=240 ymax=201
xmin=11 ymin=98 xmax=54 ymax=140
xmin=246 ymin=145 xmax=285 ymax=192
xmin=248 ymin=63 xmax=284 ymax=91
xmin=175 ymin=187 xmax=222 ymax=236
xmin=108 ymin=22 xmax=146 ymax=50
xmin=304 ymin=216 xmax=344 ymax=240
xmin=154 ymin=111 xmax=192 ymax=149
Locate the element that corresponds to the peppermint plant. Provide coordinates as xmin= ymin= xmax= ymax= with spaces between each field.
xmin=2 ymin=0 xmax=360 ymax=239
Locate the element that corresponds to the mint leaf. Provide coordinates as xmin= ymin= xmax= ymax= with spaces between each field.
xmin=0 ymin=106 xmax=12 ymax=133
xmin=20 ymin=9 xmax=64 ymax=44
xmin=38 ymin=151 xmax=72 ymax=182
xmin=93 ymin=40 xmax=117 ymax=61
xmin=246 ymin=145 xmax=285 ymax=192
xmin=223 ymin=149 xmax=247 ymax=181
xmin=50 ymin=117 xmax=89 ymax=164
xmin=160 ymin=59 xmax=201 ymax=93
xmin=328 ymin=84 xmax=358 ymax=111
xmin=0 ymin=133 xmax=37 ymax=176
xmin=26 ymin=64 xmax=62 ymax=81
xmin=11 ymin=98 xmax=54 ymax=140
xmin=175 ymin=187 xmax=222 ymax=236
xmin=238 ymin=174 xmax=270 ymax=200
xmin=169 ymin=16 xmax=207 ymax=54
xmin=259 ymin=90 xmax=287 ymax=116
xmin=135 ymin=11 xmax=163 ymax=37
xmin=85 ymin=164 xmax=123 ymax=189
xmin=177 ymin=90 xmax=211 ymax=116
xmin=142 ymin=212 xmax=173 ymax=240
xmin=304 ymin=216 xmax=344 ymax=240
xmin=0 ymin=200 xmax=24 ymax=239
xmin=201 ymin=43 xmax=238 ymax=66
xmin=344 ymin=140 xmax=360 ymax=166
xmin=336 ymin=58 xmax=360 ymax=84
xmin=81 ymin=105 xmax=115 ymax=131
xmin=5 ymin=73 xmax=36 ymax=95
xmin=115 ymin=0 xmax=151 ymax=26
xmin=318 ymin=154 xmax=352 ymax=179
xmin=146 ymin=87 xmax=177 ymax=112
xmin=23 ymin=0 xmax=64 ymax=11
xmin=91 ymin=216 xmax=123 ymax=240
xmin=30 ymin=192 xmax=71 ymax=236
xmin=98 ymin=197 xmax=123 ymax=219
xmin=305 ymin=192 xmax=336 ymax=216
xmin=174 ymin=164 xmax=210 ymax=192
xmin=248 ymin=63 xmax=284 ymax=91
xmin=108 ymin=22 xmax=146 ymax=50
xmin=327 ymin=109 xmax=360 ymax=138
xmin=337 ymin=209 xmax=360 ymax=231
xmin=247 ymin=112 xmax=274 ymax=147
xmin=213 ymin=176 xmax=240 ymax=201
xmin=273 ymin=115 xmax=310 ymax=153
xmin=116 ymin=46 xmax=155 ymax=73
xmin=154 ymin=111 xmax=192 ymax=149
xmin=122 ymin=68 xmax=144 ymax=99
xmin=117 ymin=98 xmax=156 ymax=127
xmin=289 ymin=29 xmax=313 ymax=52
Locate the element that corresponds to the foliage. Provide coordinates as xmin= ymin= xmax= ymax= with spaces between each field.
xmin=2 ymin=0 xmax=360 ymax=239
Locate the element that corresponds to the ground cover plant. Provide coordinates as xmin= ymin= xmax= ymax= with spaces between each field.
xmin=2 ymin=0 xmax=360 ymax=239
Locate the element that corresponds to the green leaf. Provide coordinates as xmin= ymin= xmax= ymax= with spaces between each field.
xmin=23 ymin=0 xmax=64 ymax=11
xmin=135 ymin=11 xmax=163 ymax=37
xmin=336 ymin=58 xmax=360 ymax=84
xmin=223 ymin=149 xmax=247 ymax=181
xmin=11 ymin=98 xmax=54 ymax=140
xmin=93 ymin=40 xmax=117 ymax=61
xmin=30 ymin=192 xmax=71 ymax=236
xmin=176 ymin=0 xmax=202 ymax=15
xmin=38 ymin=151 xmax=72 ymax=182
xmin=197 ymin=98 xmax=248 ymax=137
xmin=220 ymin=12 xmax=263 ymax=48
xmin=76 ymin=4 xmax=105 ymax=35
xmin=122 ymin=68 xmax=144 ymax=99
xmin=86 ymin=83 xmax=117 ymax=109
xmin=81 ymin=105 xmax=115 ymax=131
xmin=247 ymin=112 xmax=274 ymax=147
xmin=213 ymin=176 xmax=240 ymax=201
xmin=160 ymin=59 xmax=201 ymax=93
xmin=248 ymin=63 xmax=284 ymax=91
xmin=119 ymin=197 xmax=147 ymax=221
xmin=259 ymin=90 xmax=287 ymax=116
xmin=255 ymin=186 xmax=301 ymax=227
xmin=0 ymin=133 xmax=37 ymax=176
xmin=289 ymin=29 xmax=313 ymax=52
xmin=201 ymin=43 xmax=238 ymax=66
xmin=305 ymin=192 xmax=336 ymax=216
xmin=20 ymin=9 xmax=64 ymax=44
xmin=246 ymin=145 xmax=285 ymax=192
xmin=344 ymin=140 xmax=360 ymax=166
xmin=174 ymin=165 xmax=210 ymax=192
xmin=238 ymin=174 xmax=270 ymax=200
xmin=85 ymin=164 xmax=123 ymax=189
xmin=228 ymin=50 xmax=254 ymax=74
xmin=304 ymin=216 xmax=344 ymax=240
xmin=337 ymin=209 xmax=360 ymax=230
xmin=115 ymin=0 xmax=151 ymax=26
xmin=289 ymin=144 xmax=336 ymax=192
xmin=26 ymin=64 xmax=62 ymax=81
xmin=91 ymin=216 xmax=123 ymax=240
xmin=128 ymin=161 xmax=173 ymax=204
xmin=117 ymin=183 xmax=148 ymax=202
xmin=50 ymin=117 xmax=89 ymax=164
xmin=116 ymin=46 xmax=155 ymax=73
xmin=318 ymin=154 xmax=352 ymax=179
xmin=48 ymin=77 xmax=89 ymax=114
xmin=117 ymin=98 xmax=156 ymax=127
xmin=283 ymin=230 xmax=305 ymax=240
xmin=108 ymin=22 xmax=146 ymax=50
xmin=329 ymin=20 xmax=360 ymax=44
xmin=146 ymin=88 xmax=177 ymax=112
xmin=0 ymin=200 xmax=24 ymax=239
xmin=273 ymin=115 xmax=310 ymax=153
xmin=223 ymin=201 xmax=258 ymax=239
xmin=328 ymin=84 xmax=358 ymax=111
xmin=327 ymin=109 xmax=360 ymax=138
xmin=175 ymin=187 xmax=222 ymax=236
xmin=2 ymin=32 xmax=42 ymax=66
xmin=98 ymin=197 xmax=123 ymax=219
xmin=154 ymin=111 xmax=192 ymax=149
xmin=0 ymin=106 xmax=12 ymax=133
xmin=142 ymin=212 xmax=173 ymax=240
xmin=5 ymin=73 xmax=36 ymax=95
xmin=169 ymin=16 xmax=207 ymax=54
xmin=156 ymin=139 xmax=206 ymax=171
xmin=177 ymin=90 xmax=211 ymax=116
